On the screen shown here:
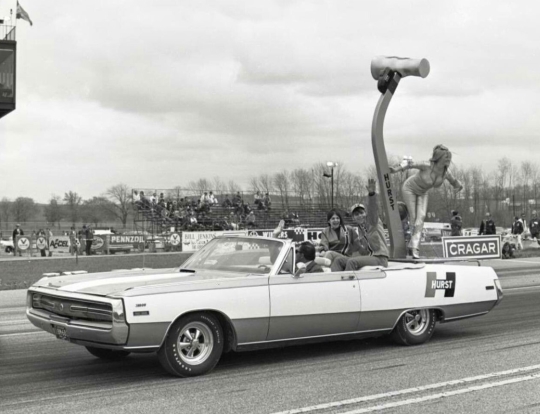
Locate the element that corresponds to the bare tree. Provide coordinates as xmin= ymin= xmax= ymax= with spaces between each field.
xmin=227 ymin=180 xmax=242 ymax=196
xmin=273 ymin=170 xmax=291 ymax=209
xmin=44 ymin=195 xmax=64 ymax=228
xmin=105 ymin=184 xmax=131 ymax=228
xmin=63 ymin=191 xmax=83 ymax=225
xmin=0 ymin=197 xmax=11 ymax=229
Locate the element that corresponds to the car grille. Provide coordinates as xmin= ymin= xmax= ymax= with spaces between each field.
xmin=32 ymin=294 xmax=113 ymax=323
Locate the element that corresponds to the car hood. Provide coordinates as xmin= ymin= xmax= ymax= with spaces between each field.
xmin=31 ymin=268 xmax=255 ymax=297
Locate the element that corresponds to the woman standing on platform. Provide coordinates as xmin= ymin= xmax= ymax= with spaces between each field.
xmin=390 ymin=145 xmax=463 ymax=259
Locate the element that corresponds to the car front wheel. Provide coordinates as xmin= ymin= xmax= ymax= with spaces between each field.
xmin=85 ymin=346 xmax=131 ymax=360
xmin=158 ymin=312 xmax=224 ymax=377
xmin=391 ymin=309 xmax=436 ymax=346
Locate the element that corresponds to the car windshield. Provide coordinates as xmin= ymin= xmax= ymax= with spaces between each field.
xmin=180 ymin=237 xmax=285 ymax=274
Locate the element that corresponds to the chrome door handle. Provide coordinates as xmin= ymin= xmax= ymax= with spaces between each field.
xmin=341 ymin=275 xmax=355 ymax=280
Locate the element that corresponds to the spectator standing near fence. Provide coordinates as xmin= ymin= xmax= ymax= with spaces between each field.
xmin=46 ymin=228 xmax=54 ymax=257
xmin=83 ymin=225 xmax=94 ymax=256
xmin=450 ymin=210 xmax=463 ymax=236
xmin=479 ymin=212 xmax=496 ymax=235
xmin=69 ymin=226 xmax=77 ymax=255
xmin=511 ymin=216 xmax=524 ymax=250
xmin=529 ymin=211 xmax=539 ymax=240
xmin=12 ymin=224 xmax=23 ymax=256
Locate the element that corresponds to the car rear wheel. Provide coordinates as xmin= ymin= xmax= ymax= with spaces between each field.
xmin=85 ymin=346 xmax=131 ymax=360
xmin=392 ymin=309 xmax=436 ymax=346
xmin=158 ymin=312 xmax=224 ymax=377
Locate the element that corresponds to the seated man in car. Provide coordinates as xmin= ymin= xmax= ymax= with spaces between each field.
xmin=294 ymin=242 xmax=324 ymax=277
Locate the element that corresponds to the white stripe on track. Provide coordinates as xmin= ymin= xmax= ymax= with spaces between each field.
xmin=0 ymin=331 xmax=43 ymax=337
xmin=271 ymin=364 xmax=540 ymax=414
xmin=342 ymin=373 xmax=540 ymax=414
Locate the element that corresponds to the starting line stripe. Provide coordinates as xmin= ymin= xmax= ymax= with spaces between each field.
xmin=272 ymin=364 xmax=540 ymax=414
xmin=342 ymin=373 xmax=540 ymax=414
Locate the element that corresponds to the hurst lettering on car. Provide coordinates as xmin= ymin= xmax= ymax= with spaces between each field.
xmin=425 ymin=272 xmax=456 ymax=298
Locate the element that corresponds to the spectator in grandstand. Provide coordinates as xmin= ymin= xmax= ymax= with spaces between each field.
xmin=133 ymin=190 xmax=142 ymax=208
xmin=243 ymin=202 xmax=252 ymax=215
xmin=479 ymin=212 xmax=496 ymax=235
xmin=246 ymin=211 xmax=256 ymax=228
xmin=222 ymin=195 xmax=232 ymax=208
xmin=208 ymin=191 xmax=217 ymax=205
xmin=159 ymin=192 xmax=165 ymax=204
xmin=512 ymin=215 xmax=525 ymax=250
xmin=450 ymin=210 xmax=463 ymax=236
xmin=254 ymin=191 xmax=263 ymax=208
xmin=232 ymin=191 xmax=242 ymax=207
xmin=529 ymin=211 xmax=539 ymax=240
xmin=150 ymin=192 xmax=157 ymax=205
xmin=291 ymin=212 xmax=300 ymax=226
xmin=263 ymin=192 xmax=272 ymax=210
xmin=12 ymin=224 xmax=24 ymax=256
xmin=138 ymin=191 xmax=150 ymax=209
xmin=200 ymin=192 xmax=210 ymax=204
xmin=330 ymin=178 xmax=389 ymax=271
xmin=320 ymin=209 xmax=361 ymax=264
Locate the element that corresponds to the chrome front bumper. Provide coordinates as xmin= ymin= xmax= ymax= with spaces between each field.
xmin=26 ymin=288 xmax=129 ymax=346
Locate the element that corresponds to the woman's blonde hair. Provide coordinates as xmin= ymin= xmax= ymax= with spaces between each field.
xmin=429 ymin=144 xmax=450 ymax=163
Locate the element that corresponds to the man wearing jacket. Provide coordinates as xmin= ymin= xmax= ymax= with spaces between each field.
xmin=294 ymin=242 xmax=324 ymax=277
xmin=331 ymin=178 xmax=389 ymax=271
xmin=12 ymin=224 xmax=23 ymax=256
xmin=479 ymin=212 xmax=496 ymax=235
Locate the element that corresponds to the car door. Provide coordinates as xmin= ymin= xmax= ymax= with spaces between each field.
xmin=267 ymin=248 xmax=361 ymax=341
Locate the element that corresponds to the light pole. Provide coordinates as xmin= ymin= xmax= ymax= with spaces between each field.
xmin=323 ymin=162 xmax=337 ymax=209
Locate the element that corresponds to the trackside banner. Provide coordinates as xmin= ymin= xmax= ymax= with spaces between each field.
xmin=49 ymin=236 xmax=71 ymax=253
xmin=442 ymin=235 xmax=501 ymax=260
xmin=182 ymin=231 xmax=248 ymax=252
xmin=247 ymin=228 xmax=324 ymax=242
xmin=110 ymin=235 xmax=146 ymax=244
xmin=182 ymin=228 xmax=326 ymax=252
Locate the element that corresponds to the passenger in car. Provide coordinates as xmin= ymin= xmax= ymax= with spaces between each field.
xmin=295 ymin=242 xmax=324 ymax=276
xmin=320 ymin=209 xmax=361 ymax=264
xmin=331 ymin=178 xmax=389 ymax=271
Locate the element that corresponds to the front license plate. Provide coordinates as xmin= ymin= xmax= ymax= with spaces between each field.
xmin=54 ymin=325 xmax=69 ymax=341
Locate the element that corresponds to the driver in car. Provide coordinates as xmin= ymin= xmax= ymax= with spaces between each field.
xmin=294 ymin=242 xmax=324 ymax=276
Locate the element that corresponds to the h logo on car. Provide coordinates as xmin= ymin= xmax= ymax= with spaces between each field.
xmin=425 ymin=272 xmax=456 ymax=298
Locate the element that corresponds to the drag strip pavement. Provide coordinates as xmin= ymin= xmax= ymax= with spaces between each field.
xmin=1 ymin=278 xmax=540 ymax=413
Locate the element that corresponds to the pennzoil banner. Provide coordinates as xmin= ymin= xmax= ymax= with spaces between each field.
xmin=110 ymin=235 xmax=146 ymax=244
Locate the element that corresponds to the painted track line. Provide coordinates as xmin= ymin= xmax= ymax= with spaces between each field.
xmin=342 ymin=373 xmax=540 ymax=413
xmin=271 ymin=364 xmax=540 ymax=414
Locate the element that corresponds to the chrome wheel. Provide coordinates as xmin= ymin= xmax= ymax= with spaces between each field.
xmin=403 ymin=309 xmax=429 ymax=336
xmin=177 ymin=322 xmax=214 ymax=365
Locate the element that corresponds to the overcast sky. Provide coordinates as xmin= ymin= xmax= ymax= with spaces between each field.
xmin=1 ymin=0 xmax=539 ymax=203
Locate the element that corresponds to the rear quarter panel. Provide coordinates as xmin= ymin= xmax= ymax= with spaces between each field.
xmin=358 ymin=265 xmax=498 ymax=330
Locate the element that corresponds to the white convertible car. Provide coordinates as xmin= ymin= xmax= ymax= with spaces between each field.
xmin=26 ymin=235 xmax=503 ymax=377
